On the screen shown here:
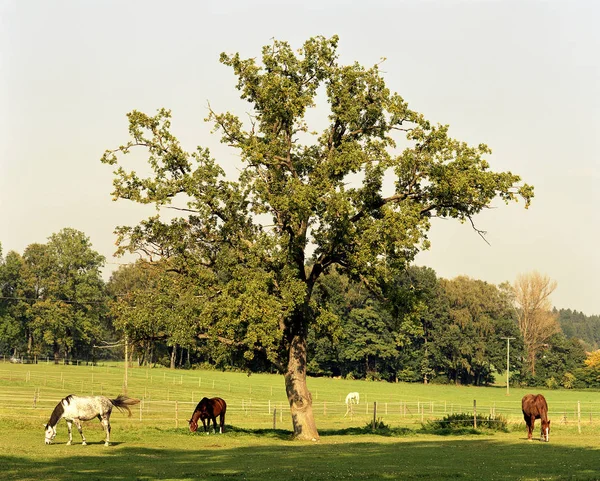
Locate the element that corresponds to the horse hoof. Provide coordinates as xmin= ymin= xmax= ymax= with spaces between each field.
xmin=104 ymin=442 xmax=110 ymax=447
xmin=82 ymin=442 xmax=87 ymax=446
xmin=66 ymin=441 xmax=72 ymax=446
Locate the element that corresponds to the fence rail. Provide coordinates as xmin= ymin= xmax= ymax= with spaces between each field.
xmin=2 ymin=362 xmax=599 ymax=433
xmin=2 ymin=392 xmax=599 ymax=431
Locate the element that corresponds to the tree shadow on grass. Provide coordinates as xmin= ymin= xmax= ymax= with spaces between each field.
xmin=3 ymin=437 xmax=600 ymax=481
xmin=188 ymin=425 xmax=413 ymax=439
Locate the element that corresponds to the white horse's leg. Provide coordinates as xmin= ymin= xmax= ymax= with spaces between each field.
xmin=66 ymin=420 xmax=73 ymax=445
xmin=101 ymin=418 xmax=111 ymax=446
xmin=74 ymin=420 xmax=87 ymax=445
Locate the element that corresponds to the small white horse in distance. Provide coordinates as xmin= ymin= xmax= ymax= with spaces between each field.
xmin=344 ymin=392 xmax=360 ymax=417
xmin=44 ymin=394 xmax=140 ymax=446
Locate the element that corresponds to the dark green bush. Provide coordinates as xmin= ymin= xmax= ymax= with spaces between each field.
xmin=421 ymin=413 xmax=509 ymax=435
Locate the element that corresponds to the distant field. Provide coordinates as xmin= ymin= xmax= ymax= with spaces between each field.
xmin=2 ymin=362 xmax=600 ymax=480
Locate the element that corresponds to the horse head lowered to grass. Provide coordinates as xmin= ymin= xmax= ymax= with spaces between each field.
xmin=522 ymin=393 xmax=550 ymax=442
xmin=188 ymin=397 xmax=227 ymax=434
xmin=44 ymin=394 xmax=140 ymax=446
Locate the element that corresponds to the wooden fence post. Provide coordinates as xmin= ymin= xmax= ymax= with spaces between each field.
xmin=175 ymin=401 xmax=179 ymax=428
xmin=578 ymin=401 xmax=581 ymax=434
xmin=473 ymin=400 xmax=477 ymax=429
xmin=372 ymin=402 xmax=377 ymax=430
xmin=273 ymin=409 xmax=277 ymax=429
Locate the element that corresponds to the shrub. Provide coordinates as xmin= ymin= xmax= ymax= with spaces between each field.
xmin=365 ymin=418 xmax=390 ymax=431
xmin=562 ymin=372 xmax=575 ymax=389
xmin=421 ymin=413 xmax=509 ymax=435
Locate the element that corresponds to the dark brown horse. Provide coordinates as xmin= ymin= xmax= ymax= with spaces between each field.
xmin=188 ymin=397 xmax=227 ymax=434
xmin=522 ymin=394 xmax=550 ymax=442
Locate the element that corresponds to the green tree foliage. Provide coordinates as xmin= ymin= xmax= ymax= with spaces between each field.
xmin=2 ymin=229 xmax=107 ymax=361
xmin=0 ymin=249 xmax=30 ymax=356
xmin=437 ymin=277 xmax=523 ymax=385
xmin=557 ymin=308 xmax=600 ymax=350
xmin=516 ymin=333 xmax=587 ymax=388
xmin=102 ymin=36 xmax=533 ymax=439
xmin=107 ymin=261 xmax=200 ymax=368
xmin=389 ymin=266 xmax=448 ymax=383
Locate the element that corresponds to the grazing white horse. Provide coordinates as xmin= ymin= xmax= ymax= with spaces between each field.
xmin=44 ymin=394 xmax=140 ymax=446
xmin=344 ymin=392 xmax=360 ymax=417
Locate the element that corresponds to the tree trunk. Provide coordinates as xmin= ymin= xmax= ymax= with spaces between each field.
xmin=53 ymin=342 xmax=60 ymax=364
xmin=170 ymin=344 xmax=177 ymax=370
xmin=284 ymin=334 xmax=319 ymax=441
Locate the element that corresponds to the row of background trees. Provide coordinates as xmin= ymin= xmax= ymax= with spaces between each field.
xmin=1 ymin=232 xmax=598 ymax=390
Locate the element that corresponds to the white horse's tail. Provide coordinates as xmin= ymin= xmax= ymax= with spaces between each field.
xmin=110 ymin=395 xmax=140 ymax=417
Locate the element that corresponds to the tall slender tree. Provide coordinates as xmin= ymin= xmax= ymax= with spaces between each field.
xmin=102 ymin=36 xmax=533 ymax=440
xmin=514 ymin=271 xmax=561 ymax=375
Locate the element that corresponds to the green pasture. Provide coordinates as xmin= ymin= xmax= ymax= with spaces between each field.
xmin=2 ymin=362 xmax=600 ymax=480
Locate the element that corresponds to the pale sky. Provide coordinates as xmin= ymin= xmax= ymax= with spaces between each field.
xmin=1 ymin=1 xmax=598 ymax=315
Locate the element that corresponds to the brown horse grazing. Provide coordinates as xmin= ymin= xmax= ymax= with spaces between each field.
xmin=522 ymin=394 xmax=550 ymax=442
xmin=189 ymin=397 xmax=227 ymax=434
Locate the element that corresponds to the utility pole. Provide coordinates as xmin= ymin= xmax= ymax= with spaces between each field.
xmin=501 ymin=337 xmax=515 ymax=396
xmin=124 ymin=334 xmax=129 ymax=393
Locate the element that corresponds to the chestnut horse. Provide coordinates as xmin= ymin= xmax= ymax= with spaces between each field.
xmin=188 ymin=397 xmax=227 ymax=434
xmin=522 ymin=394 xmax=550 ymax=442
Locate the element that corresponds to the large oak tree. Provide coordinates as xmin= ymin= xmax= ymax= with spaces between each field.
xmin=102 ymin=36 xmax=533 ymax=440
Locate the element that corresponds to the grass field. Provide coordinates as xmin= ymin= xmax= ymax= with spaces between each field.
xmin=2 ymin=362 xmax=600 ymax=480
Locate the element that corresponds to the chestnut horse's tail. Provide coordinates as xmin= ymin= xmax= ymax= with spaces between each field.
xmin=110 ymin=395 xmax=141 ymax=417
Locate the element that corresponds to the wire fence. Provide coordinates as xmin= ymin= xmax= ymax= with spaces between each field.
xmin=2 ymin=389 xmax=599 ymax=432
xmin=2 ymin=362 xmax=599 ymax=432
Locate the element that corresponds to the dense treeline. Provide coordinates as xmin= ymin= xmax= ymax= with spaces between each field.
xmin=558 ymin=309 xmax=600 ymax=351
xmin=1 ymin=233 xmax=598 ymax=388
xmin=0 ymin=230 xmax=112 ymax=362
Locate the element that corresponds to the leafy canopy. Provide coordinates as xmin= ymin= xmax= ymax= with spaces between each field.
xmin=101 ymin=35 xmax=533 ymax=368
